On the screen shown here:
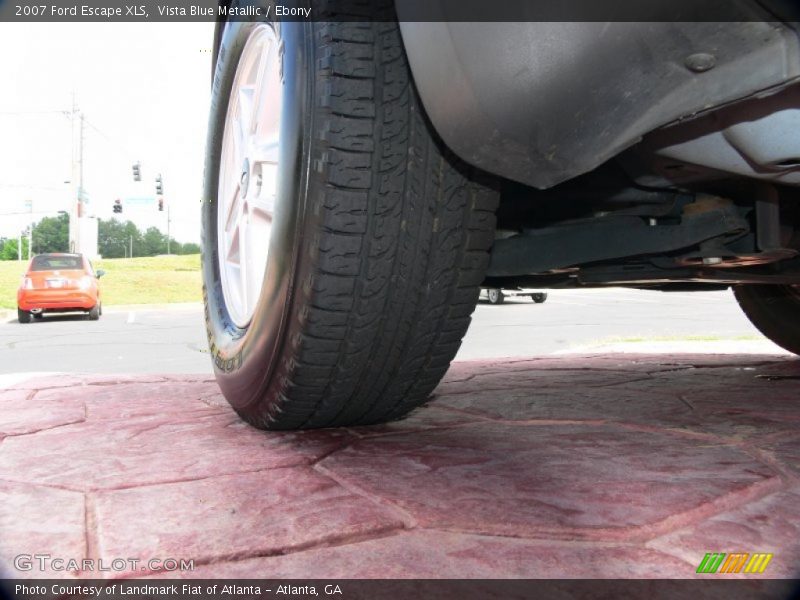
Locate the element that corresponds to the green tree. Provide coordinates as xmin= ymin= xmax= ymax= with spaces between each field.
xmin=0 ymin=237 xmax=30 ymax=261
xmin=98 ymin=219 xmax=127 ymax=258
xmin=141 ymin=227 xmax=167 ymax=256
xmin=178 ymin=242 xmax=200 ymax=255
xmin=98 ymin=219 xmax=143 ymax=258
xmin=32 ymin=213 xmax=69 ymax=254
xmin=97 ymin=219 xmax=198 ymax=258
xmin=122 ymin=221 xmax=144 ymax=257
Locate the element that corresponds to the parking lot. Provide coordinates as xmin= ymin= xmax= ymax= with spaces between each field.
xmin=0 ymin=288 xmax=782 ymax=378
xmin=1 ymin=351 xmax=798 ymax=582
xmin=1 ymin=288 xmax=798 ymax=582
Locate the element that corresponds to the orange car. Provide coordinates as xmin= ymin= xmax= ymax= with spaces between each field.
xmin=17 ymin=253 xmax=105 ymax=323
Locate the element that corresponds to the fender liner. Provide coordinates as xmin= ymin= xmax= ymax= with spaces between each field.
xmin=396 ymin=12 xmax=800 ymax=189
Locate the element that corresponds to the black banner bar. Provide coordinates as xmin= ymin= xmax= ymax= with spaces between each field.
xmin=2 ymin=579 xmax=800 ymax=600
xmin=2 ymin=0 xmax=800 ymax=22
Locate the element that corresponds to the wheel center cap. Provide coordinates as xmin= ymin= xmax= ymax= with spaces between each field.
xmin=240 ymin=159 xmax=250 ymax=197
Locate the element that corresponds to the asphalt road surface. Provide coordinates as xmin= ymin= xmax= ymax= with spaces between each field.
xmin=0 ymin=288 xmax=776 ymax=376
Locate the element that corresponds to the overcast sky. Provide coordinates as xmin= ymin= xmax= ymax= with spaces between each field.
xmin=0 ymin=22 xmax=214 ymax=244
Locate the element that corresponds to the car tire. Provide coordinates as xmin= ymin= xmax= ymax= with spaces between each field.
xmin=201 ymin=9 xmax=498 ymax=430
xmin=487 ymin=289 xmax=505 ymax=305
xmin=733 ymin=285 xmax=800 ymax=355
xmin=88 ymin=305 xmax=101 ymax=321
xmin=17 ymin=309 xmax=32 ymax=324
xmin=531 ymin=293 xmax=548 ymax=304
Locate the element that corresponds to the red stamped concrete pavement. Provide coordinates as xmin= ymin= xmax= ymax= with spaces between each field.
xmin=0 ymin=354 xmax=798 ymax=579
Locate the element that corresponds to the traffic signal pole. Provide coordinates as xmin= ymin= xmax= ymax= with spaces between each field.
xmin=124 ymin=165 xmax=172 ymax=254
xmin=154 ymin=173 xmax=170 ymax=254
xmin=167 ymin=203 xmax=171 ymax=255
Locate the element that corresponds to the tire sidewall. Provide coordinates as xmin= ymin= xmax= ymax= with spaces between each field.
xmin=201 ymin=12 xmax=311 ymax=409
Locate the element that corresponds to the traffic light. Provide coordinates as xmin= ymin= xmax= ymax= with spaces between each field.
xmin=158 ymin=199 xmax=164 ymax=212
xmin=113 ymin=199 xmax=122 ymax=214
xmin=132 ymin=162 xmax=141 ymax=182
xmin=155 ymin=174 xmax=163 ymax=195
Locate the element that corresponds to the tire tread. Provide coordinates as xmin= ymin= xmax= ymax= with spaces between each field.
xmin=248 ymin=13 xmax=498 ymax=429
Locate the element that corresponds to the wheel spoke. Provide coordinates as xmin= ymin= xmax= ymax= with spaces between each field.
xmin=250 ymin=165 xmax=278 ymax=220
xmin=250 ymin=37 xmax=275 ymax=136
xmin=244 ymin=214 xmax=266 ymax=318
xmin=254 ymin=46 xmax=281 ymax=139
xmin=223 ymin=181 xmax=242 ymax=232
xmin=249 ymin=195 xmax=275 ymax=222
xmin=230 ymin=125 xmax=244 ymax=171
xmin=220 ymin=133 xmax=239 ymax=209
xmin=251 ymin=136 xmax=279 ymax=166
xmin=224 ymin=222 xmax=240 ymax=268
xmin=236 ymin=85 xmax=255 ymax=144
xmin=238 ymin=211 xmax=249 ymax=316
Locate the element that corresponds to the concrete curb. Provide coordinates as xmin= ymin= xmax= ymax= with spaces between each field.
xmin=102 ymin=302 xmax=203 ymax=314
xmin=1 ymin=302 xmax=203 ymax=323
xmin=556 ymin=339 xmax=791 ymax=356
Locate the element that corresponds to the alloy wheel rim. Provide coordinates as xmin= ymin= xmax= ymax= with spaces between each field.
xmin=217 ymin=24 xmax=282 ymax=328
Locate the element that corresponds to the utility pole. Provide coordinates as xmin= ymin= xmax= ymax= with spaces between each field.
xmin=67 ymin=97 xmax=98 ymax=258
xmin=78 ymin=112 xmax=85 ymax=216
xmin=26 ymin=199 xmax=33 ymax=259
xmin=69 ymin=95 xmax=85 ymax=204
xmin=130 ymin=235 xmax=133 ymax=259
xmin=68 ymin=95 xmax=80 ymax=252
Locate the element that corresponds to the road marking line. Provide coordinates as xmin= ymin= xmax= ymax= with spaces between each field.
xmin=0 ymin=372 xmax=65 ymax=389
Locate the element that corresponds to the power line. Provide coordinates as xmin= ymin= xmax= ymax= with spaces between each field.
xmin=0 ymin=210 xmax=68 ymax=217
xmin=0 ymin=183 xmax=70 ymax=191
xmin=1 ymin=107 xmax=137 ymax=162
xmin=0 ymin=110 xmax=68 ymax=116
xmin=82 ymin=116 xmax=137 ymax=162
